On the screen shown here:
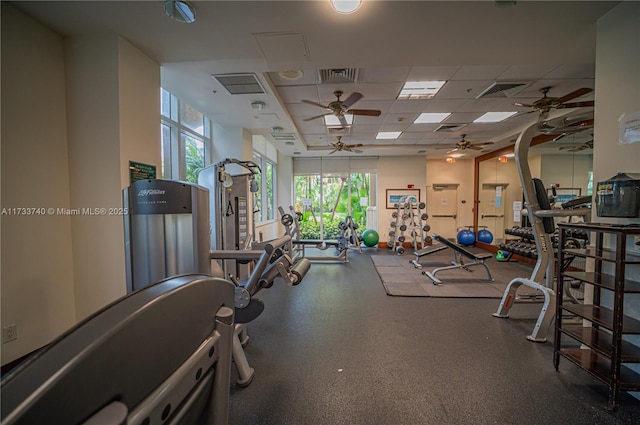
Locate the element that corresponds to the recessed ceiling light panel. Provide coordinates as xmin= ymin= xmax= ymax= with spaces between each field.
xmin=376 ymin=131 xmax=402 ymax=140
xmin=414 ymin=112 xmax=451 ymax=124
xmin=398 ymin=81 xmax=446 ymax=99
xmin=473 ymin=111 xmax=518 ymax=123
xmin=324 ymin=115 xmax=353 ymax=126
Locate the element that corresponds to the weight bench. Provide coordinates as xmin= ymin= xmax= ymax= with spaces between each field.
xmin=410 ymin=243 xmax=448 ymax=268
xmin=422 ymin=234 xmax=494 ymax=285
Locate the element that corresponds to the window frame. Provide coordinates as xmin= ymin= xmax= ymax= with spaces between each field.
xmin=160 ymin=88 xmax=212 ymax=183
xmin=252 ymin=151 xmax=277 ymax=224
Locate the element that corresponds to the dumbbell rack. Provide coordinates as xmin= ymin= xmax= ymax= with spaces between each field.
xmin=501 ymin=226 xmax=589 ymax=260
xmin=388 ymin=198 xmax=431 ymax=255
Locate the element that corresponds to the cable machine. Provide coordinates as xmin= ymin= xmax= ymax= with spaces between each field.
xmin=492 ymin=121 xmax=591 ymax=342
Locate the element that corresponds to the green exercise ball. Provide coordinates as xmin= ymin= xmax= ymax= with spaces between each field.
xmin=361 ymin=229 xmax=379 ymax=247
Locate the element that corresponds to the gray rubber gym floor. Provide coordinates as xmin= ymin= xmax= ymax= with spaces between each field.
xmin=228 ymin=248 xmax=640 ymax=425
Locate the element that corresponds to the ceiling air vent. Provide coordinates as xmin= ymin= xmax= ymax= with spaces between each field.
xmin=212 ymin=73 xmax=266 ymax=94
xmin=270 ymin=132 xmax=296 ymax=141
xmin=318 ymin=68 xmax=359 ymax=84
xmin=434 ymin=124 xmax=467 ymax=133
xmin=476 ymin=81 xmax=529 ymax=99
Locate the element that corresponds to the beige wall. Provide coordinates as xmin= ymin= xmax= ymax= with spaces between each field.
xmin=1 ymin=4 xmax=160 ymax=364
xmin=1 ymin=3 xmax=76 ymax=363
xmin=377 ymin=156 xmax=427 ymax=241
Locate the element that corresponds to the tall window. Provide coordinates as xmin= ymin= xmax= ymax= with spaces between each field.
xmin=161 ymin=88 xmax=211 ymax=183
xmin=253 ymin=151 xmax=276 ymax=223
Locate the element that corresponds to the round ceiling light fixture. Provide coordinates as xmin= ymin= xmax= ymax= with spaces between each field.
xmin=330 ymin=0 xmax=362 ymax=14
xmin=278 ymin=70 xmax=304 ymax=81
xmin=163 ymin=0 xmax=197 ymax=24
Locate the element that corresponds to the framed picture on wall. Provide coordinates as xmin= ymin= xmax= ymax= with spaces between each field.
xmin=386 ymin=188 xmax=421 ymax=209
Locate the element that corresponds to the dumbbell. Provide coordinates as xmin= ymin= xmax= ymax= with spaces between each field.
xmin=421 ymin=213 xmax=428 ymax=220
xmin=397 ymin=235 xmax=406 ymax=242
xmin=395 ymin=246 xmax=405 ymax=255
xmin=422 ymin=225 xmax=431 ymax=232
xmin=418 ymin=202 xmax=426 ymax=209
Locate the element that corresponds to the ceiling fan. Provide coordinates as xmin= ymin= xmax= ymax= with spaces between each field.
xmin=553 ymin=128 xmax=594 ymax=152
xmin=558 ymin=139 xmax=594 ymax=152
xmin=302 ymin=90 xmax=381 ymax=128
xmin=514 ymin=86 xmax=594 ymax=121
xmin=327 ymin=136 xmax=364 ymax=154
xmin=436 ymin=134 xmax=494 ymax=154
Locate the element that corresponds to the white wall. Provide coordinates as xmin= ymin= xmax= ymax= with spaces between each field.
xmin=594 ymin=1 xmax=640 ymax=399
xmin=1 ymin=3 xmax=77 ymax=364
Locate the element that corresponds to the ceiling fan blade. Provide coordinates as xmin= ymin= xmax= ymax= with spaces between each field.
xmin=556 ymin=101 xmax=595 ymax=109
xmin=341 ymin=92 xmax=364 ymax=109
xmin=303 ymin=113 xmax=332 ymax=122
xmin=338 ymin=115 xmax=349 ymax=128
xmin=555 ymin=88 xmax=592 ymax=104
xmin=348 ymin=108 xmax=382 ymax=117
xmin=328 ymin=148 xmax=338 ymax=155
xmin=446 ymin=147 xmax=459 ymax=154
xmin=468 ymin=146 xmax=483 ymax=150
xmin=302 ymin=99 xmax=330 ymax=109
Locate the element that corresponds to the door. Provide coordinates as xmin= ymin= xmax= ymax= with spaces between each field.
xmin=426 ymin=185 xmax=458 ymax=241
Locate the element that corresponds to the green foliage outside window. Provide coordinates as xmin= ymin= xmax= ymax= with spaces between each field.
xmin=294 ymin=173 xmax=371 ymax=239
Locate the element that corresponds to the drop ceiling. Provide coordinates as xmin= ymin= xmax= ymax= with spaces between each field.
xmin=12 ymin=0 xmax=615 ymax=157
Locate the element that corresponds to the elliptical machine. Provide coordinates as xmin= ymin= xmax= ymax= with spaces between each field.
xmin=492 ymin=121 xmax=591 ymax=342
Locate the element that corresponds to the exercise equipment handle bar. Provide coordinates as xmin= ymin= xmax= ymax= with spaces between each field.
xmin=432 ymin=214 xmax=457 ymax=218
xmin=481 ymin=214 xmax=504 ymax=218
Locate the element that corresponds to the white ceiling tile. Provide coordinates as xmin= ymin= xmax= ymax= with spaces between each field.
xmin=436 ymin=80 xmax=493 ymax=99
xmin=543 ymin=64 xmax=596 ymax=79
xmin=406 ymin=66 xmax=461 ymax=80
xmin=451 ymin=65 xmax=510 ymax=81
xmin=498 ymin=64 xmax=559 ymax=80
xmin=359 ymin=67 xmax=411 ymax=83
xmin=389 ymin=99 xmax=431 ymax=113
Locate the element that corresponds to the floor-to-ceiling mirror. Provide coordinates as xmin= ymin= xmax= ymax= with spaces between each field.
xmin=474 ymin=122 xmax=593 ymax=253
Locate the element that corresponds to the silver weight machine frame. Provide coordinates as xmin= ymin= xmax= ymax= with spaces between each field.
xmin=492 ymin=121 xmax=591 ymax=342
xmin=199 ymin=158 xmax=260 ymax=280
xmin=279 ymin=206 xmax=350 ymax=263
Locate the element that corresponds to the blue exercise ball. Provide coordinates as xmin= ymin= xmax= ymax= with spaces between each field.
xmin=477 ymin=228 xmax=494 ymax=244
xmin=457 ymin=228 xmax=476 ymax=246
xmin=361 ymin=229 xmax=379 ymax=247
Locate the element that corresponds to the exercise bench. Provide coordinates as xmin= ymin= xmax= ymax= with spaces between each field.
xmin=421 ymin=233 xmax=494 ymax=285
xmin=410 ymin=243 xmax=448 ymax=268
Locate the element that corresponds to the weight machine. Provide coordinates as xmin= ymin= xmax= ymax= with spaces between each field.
xmin=278 ymin=206 xmax=351 ymax=263
xmin=124 ymin=178 xmax=309 ymax=388
xmin=492 ymin=122 xmax=591 ymax=342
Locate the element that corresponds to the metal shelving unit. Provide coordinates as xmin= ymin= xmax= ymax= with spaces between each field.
xmin=554 ymin=223 xmax=640 ymax=410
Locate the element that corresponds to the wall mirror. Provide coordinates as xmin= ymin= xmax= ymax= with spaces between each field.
xmin=473 ymin=120 xmax=593 ymax=252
